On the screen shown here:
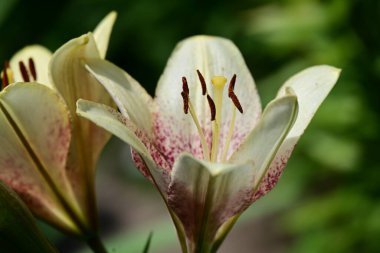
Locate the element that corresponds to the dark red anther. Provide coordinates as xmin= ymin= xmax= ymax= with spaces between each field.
xmin=229 ymin=92 xmax=243 ymax=113
xmin=196 ymin=69 xmax=207 ymax=95
xmin=228 ymin=74 xmax=237 ymax=97
xmin=182 ymin=76 xmax=189 ymax=95
xmin=19 ymin=61 xmax=30 ymax=82
xmin=28 ymin=58 xmax=37 ymax=81
xmin=2 ymin=61 xmax=9 ymax=88
xmin=207 ymin=94 xmax=216 ymax=121
xmin=181 ymin=91 xmax=189 ymax=114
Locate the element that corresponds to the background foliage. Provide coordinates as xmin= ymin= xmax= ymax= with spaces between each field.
xmin=0 ymin=0 xmax=379 ymax=252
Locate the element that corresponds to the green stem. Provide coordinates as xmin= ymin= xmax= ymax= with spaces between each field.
xmin=210 ymin=215 xmax=240 ymax=253
xmin=194 ymin=179 xmax=215 ymax=253
xmin=86 ymin=234 xmax=108 ymax=253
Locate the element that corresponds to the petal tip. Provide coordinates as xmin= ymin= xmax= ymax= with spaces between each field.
xmin=179 ymin=34 xmax=234 ymax=46
xmin=107 ymin=10 xmax=118 ymax=20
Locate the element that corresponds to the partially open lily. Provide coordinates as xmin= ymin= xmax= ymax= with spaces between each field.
xmin=0 ymin=11 xmax=116 ymax=244
xmin=77 ymin=35 xmax=340 ymax=253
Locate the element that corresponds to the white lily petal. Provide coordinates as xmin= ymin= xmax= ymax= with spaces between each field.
xmin=276 ymin=65 xmax=340 ymax=138
xmin=50 ymin=33 xmax=114 ymax=220
xmin=76 ymin=99 xmax=169 ymax=193
xmin=255 ymin=65 xmax=341 ymax=200
xmin=154 ymin=35 xmax=261 ymax=164
xmin=0 ymin=83 xmax=79 ymax=232
xmin=229 ymin=95 xmax=298 ymax=186
xmin=93 ymin=11 xmax=117 ymax=59
xmin=49 ymin=33 xmax=105 ymax=113
xmin=49 ymin=33 xmax=113 ymax=165
xmin=9 ymin=45 xmax=52 ymax=87
xmin=85 ymin=58 xmax=153 ymax=136
xmin=168 ymin=153 xmax=255 ymax=249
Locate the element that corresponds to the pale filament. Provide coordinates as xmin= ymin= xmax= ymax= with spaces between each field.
xmin=188 ymin=101 xmax=211 ymax=161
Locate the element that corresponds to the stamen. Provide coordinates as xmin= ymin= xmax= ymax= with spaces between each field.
xmin=222 ymin=74 xmax=242 ymax=162
xmin=188 ymin=102 xmax=211 ymax=161
xmin=18 ymin=61 xmax=30 ymax=82
xmin=196 ymin=70 xmax=207 ymax=95
xmin=28 ymin=58 xmax=37 ymax=81
xmin=229 ymin=92 xmax=243 ymax=113
xmin=2 ymin=61 xmax=9 ymax=88
xmin=206 ymin=95 xmax=216 ymax=121
xmin=180 ymin=72 xmax=245 ymax=163
xmin=228 ymin=74 xmax=236 ymax=95
xmin=181 ymin=76 xmax=211 ymax=161
xmin=227 ymin=74 xmax=243 ymax=113
xmin=182 ymin=76 xmax=189 ymax=94
xmin=181 ymin=91 xmax=189 ymax=114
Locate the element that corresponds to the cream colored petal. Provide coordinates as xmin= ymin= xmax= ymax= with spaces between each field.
xmin=93 ymin=11 xmax=117 ymax=59
xmin=9 ymin=45 xmax=52 ymax=87
xmin=0 ymin=83 xmax=80 ymax=233
xmin=255 ymin=65 xmax=341 ymax=200
xmin=77 ymin=99 xmax=170 ymax=194
xmin=85 ymin=58 xmax=153 ymax=137
xmin=276 ymin=65 xmax=340 ymax=139
xmin=168 ymin=153 xmax=256 ymax=250
xmin=154 ymin=35 xmax=262 ymax=164
xmin=229 ymin=95 xmax=298 ymax=187
xmin=49 ymin=33 xmax=113 ymax=222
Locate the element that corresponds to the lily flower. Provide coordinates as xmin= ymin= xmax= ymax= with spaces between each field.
xmin=77 ymin=35 xmax=340 ymax=252
xmin=0 ymin=11 xmax=116 ymax=241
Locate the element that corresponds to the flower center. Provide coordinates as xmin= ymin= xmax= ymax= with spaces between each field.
xmin=1 ymin=58 xmax=37 ymax=89
xmin=181 ymin=70 xmax=243 ymax=162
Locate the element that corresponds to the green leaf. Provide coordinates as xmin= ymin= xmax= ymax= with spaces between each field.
xmin=142 ymin=232 xmax=153 ymax=253
xmin=0 ymin=180 xmax=58 ymax=253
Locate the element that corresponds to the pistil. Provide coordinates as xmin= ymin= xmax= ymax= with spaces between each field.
xmin=210 ymin=76 xmax=227 ymax=162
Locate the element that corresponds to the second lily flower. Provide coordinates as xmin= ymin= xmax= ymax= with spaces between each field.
xmin=77 ymin=36 xmax=340 ymax=253
xmin=0 ymin=12 xmax=116 ymax=241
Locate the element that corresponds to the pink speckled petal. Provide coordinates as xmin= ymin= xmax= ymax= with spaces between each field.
xmin=229 ymin=95 xmax=298 ymax=188
xmin=0 ymin=83 xmax=79 ymax=233
xmin=168 ymin=153 xmax=255 ymax=249
xmin=77 ymin=99 xmax=170 ymax=194
xmin=85 ymin=58 xmax=153 ymax=137
xmin=154 ymin=36 xmax=261 ymax=164
xmin=255 ymin=65 xmax=341 ymax=200
xmin=9 ymin=45 xmax=52 ymax=87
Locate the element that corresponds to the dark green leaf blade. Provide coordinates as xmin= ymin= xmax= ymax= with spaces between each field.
xmin=0 ymin=180 xmax=58 ymax=253
xmin=142 ymin=232 xmax=153 ymax=253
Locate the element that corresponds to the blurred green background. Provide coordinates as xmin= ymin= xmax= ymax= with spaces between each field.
xmin=1 ymin=0 xmax=379 ymax=252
